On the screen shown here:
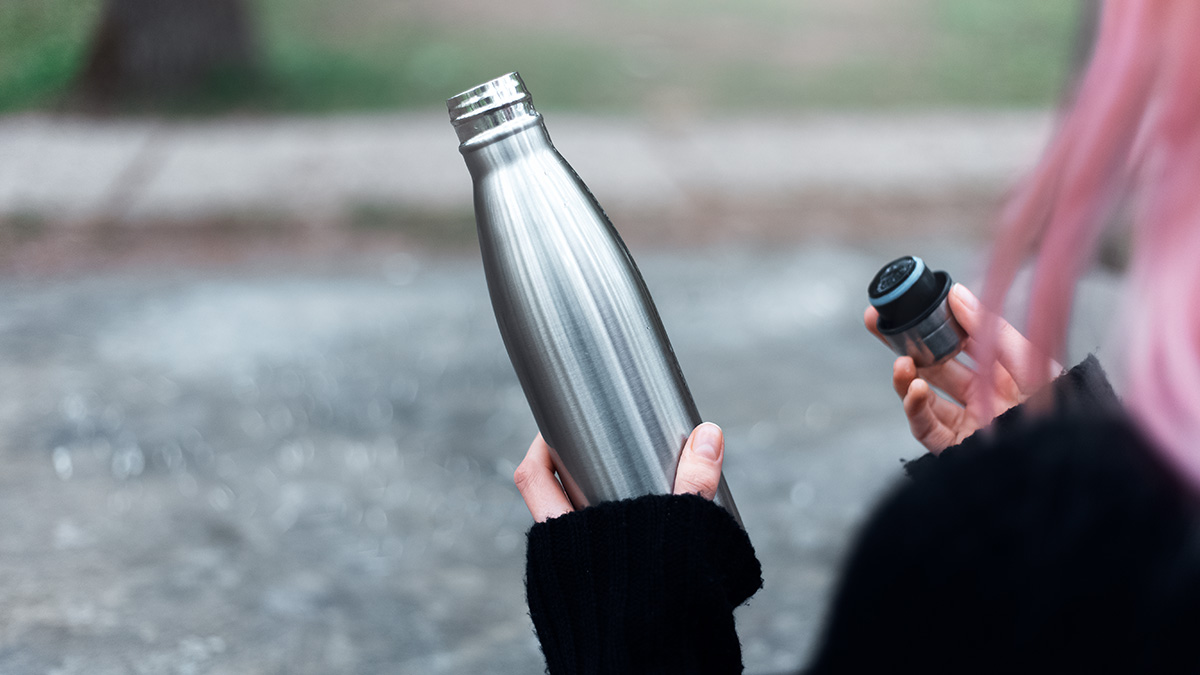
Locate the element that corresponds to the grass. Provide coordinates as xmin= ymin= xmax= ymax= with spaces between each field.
xmin=0 ymin=0 xmax=1081 ymax=115
xmin=0 ymin=0 xmax=102 ymax=111
xmin=257 ymin=24 xmax=639 ymax=113
xmin=932 ymin=1 xmax=1082 ymax=106
xmin=702 ymin=1 xmax=1081 ymax=110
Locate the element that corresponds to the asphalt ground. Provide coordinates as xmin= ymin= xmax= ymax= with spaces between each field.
xmin=0 ymin=233 xmax=1126 ymax=674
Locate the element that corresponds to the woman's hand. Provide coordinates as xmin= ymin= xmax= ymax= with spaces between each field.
xmin=514 ymin=422 xmax=725 ymax=522
xmin=865 ymin=283 xmax=1061 ymax=454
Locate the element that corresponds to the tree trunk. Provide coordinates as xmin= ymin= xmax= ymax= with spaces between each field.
xmin=77 ymin=0 xmax=258 ymax=104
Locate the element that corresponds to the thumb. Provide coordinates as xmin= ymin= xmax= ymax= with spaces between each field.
xmin=946 ymin=282 xmax=986 ymax=336
xmin=673 ymin=422 xmax=724 ymax=500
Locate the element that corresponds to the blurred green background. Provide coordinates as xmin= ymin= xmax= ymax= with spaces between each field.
xmin=2 ymin=0 xmax=1080 ymax=114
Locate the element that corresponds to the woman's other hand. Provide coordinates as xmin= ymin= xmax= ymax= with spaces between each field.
xmin=514 ymin=422 xmax=726 ymax=522
xmin=864 ymin=283 xmax=1060 ymax=454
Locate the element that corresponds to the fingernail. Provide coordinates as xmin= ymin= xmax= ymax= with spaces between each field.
xmin=952 ymin=283 xmax=978 ymax=310
xmin=691 ymin=423 xmax=722 ymax=461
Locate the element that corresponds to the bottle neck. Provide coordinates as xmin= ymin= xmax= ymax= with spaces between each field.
xmin=460 ymin=115 xmax=555 ymax=178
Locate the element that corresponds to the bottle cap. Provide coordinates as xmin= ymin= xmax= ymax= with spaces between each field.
xmin=869 ymin=256 xmax=965 ymax=367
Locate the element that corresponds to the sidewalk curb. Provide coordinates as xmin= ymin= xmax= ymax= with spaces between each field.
xmin=0 ymin=110 xmax=1052 ymax=226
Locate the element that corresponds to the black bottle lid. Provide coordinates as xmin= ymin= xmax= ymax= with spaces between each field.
xmin=868 ymin=256 xmax=945 ymax=330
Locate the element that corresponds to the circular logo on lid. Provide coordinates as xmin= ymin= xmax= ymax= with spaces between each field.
xmin=875 ymin=258 xmax=916 ymax=296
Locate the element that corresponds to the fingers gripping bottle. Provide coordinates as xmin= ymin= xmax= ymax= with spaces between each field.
xmin=448 ymin=72 xmax=741 ymax=525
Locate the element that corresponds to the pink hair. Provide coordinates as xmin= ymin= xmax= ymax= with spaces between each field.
xmin=981 ymin=1 xmax=1200 ymax=488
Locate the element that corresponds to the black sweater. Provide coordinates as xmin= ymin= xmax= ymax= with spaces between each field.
xmin=525 ymin=357 xmax=1200 ymax=673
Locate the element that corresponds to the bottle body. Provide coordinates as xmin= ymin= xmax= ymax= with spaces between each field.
xmin=449 ymin=73 xmax=739 ymax=522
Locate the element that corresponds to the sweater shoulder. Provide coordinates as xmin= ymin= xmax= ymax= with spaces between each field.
xmin=886 ymin=411 xmax=1190 ymax=562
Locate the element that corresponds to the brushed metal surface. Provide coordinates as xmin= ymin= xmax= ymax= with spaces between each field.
xmin=880 ymin=293 xmax=966 ymax=367
xmin=449 ymin=73 xmax=740 ymax=523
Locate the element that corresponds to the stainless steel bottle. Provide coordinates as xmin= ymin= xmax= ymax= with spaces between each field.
xmin=448 ymin=72 xmax=740 ymax=524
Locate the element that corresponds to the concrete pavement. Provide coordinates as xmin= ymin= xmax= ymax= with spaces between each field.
xmin=0 ymin=241 xmax=1122 ymax=674
xmin=0 ymin=110 xmax=1051 ymax=224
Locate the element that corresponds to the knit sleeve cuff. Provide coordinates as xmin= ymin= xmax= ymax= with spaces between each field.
xmin=904 ymin=354 xmax=1119 ymax=479
xmin=525 ymin=493 xmax=763 ymax=674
